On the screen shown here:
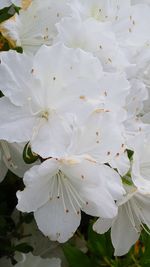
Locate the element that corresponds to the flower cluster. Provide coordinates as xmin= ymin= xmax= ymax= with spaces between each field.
xmin=0 ymin=0 xmax=150 ymax=257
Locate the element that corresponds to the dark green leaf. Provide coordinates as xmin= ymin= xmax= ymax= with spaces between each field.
xmin=63 ymin=243 xmax=92 ymax=267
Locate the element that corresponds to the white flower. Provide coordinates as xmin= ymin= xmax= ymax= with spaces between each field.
xmin=56 ymin=17 xmax=129 ymax=72
xmin=69 ymin=0 xmax=150 ymax=53
xmin=0 ymin=0 xmax=70 ymax=53
xmin=17 ymin=155 xmax=124 ymax=242
xmin=93 ymin=186 xmax=150 ymax=256
xmin=0 ymin=43 xmax=103 ymax=158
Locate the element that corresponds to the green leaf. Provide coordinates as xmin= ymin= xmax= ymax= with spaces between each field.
xmin=0 ymin=5 xmax=16 ymax=23
xmin=88 ymin=223 xmax=113 ymax=258
xmin=63 ymin=243 xmax=92 ymax=267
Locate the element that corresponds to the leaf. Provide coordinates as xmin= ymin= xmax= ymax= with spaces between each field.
xmin=0 ymin=5 xmax=16 ymax=23
xmin=88 ymin=223 xmax=113 ymax=258
xmin=63 ymin=243 xmax=92 ymax=267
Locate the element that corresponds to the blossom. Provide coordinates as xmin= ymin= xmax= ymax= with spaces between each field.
xmin=17 ymin=155 xmax=124 ymax=242
xmin=56 ymin=16 xmax=129 ymax=72
xmin=0 ymin=0 xmax=71 ymax=53
xmin=0 ymin=43 xmax=103 ymax=158
xmin=93 ymin=185 xmax=150 ymax=256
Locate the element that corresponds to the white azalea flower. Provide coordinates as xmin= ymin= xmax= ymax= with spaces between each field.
xmin=94 ymin=185 xmax=150 ymax=256
xmin=56 ymin=17 xmax=129 ymax=72
xmin=0 ymin=43 xmax=103 ymax=158
xmin=0 ymin=0 xmax=70 ymax=53
xmin=69 ymin=0 xmax=150 ymax=53
xmin=17 ymin=155 xmax=124 ymax=242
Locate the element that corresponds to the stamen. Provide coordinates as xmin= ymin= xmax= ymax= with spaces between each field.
xmin=65 ymin=181 xmax=82 ymax=209
xmin=62 ymin=178 xmax=78 ymax=213
xmin=66 ymin=179 xmax=86 ymax=205
xmin=58 ymin=175 xmax=67 ymax=212
xmin=57 ymin=173 xmax=61 ymax=198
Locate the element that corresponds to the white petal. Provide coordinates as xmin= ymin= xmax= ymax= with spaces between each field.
xmin=93 ymin=218 xmax=114 ymax=234
xmin=62 ymin=159 xmax=118 ymax=218
xmin=111 ymin=206 xmax=140 ymax=256
xmin=31 ymin=114 xmax=74 ymax=158
xmin=0 ymin=50 xmax=34 ymax=105
xmin=33 ymin=43 xmax=102 ymax=89
xmin=0 ymin=97 xmax=34 ymax=142
xmin=17 ymin=159 xmax=59 ymax=212
xmin=34 ymin=196 xmax=81 ymax=243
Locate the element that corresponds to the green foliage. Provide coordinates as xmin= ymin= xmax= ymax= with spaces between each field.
xmin=63 ymin=243 xmax=92 ymax=267
xmin=0 ymin=5 xmax=16 ymax=24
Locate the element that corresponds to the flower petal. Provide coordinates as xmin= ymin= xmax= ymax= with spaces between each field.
xmin=34 ymin=195 xmax=81 ymax=243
